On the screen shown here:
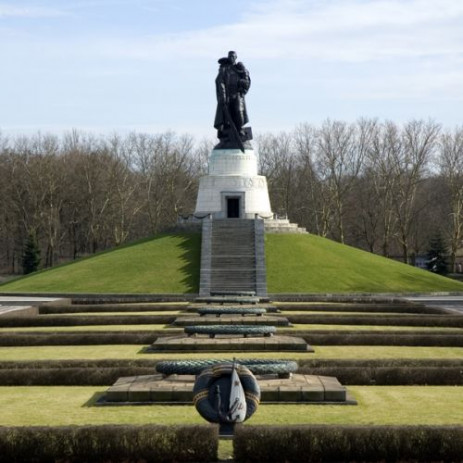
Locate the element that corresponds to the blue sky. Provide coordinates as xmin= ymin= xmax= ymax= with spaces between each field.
xmin=1 ymin=0 xmax=462 ymax=139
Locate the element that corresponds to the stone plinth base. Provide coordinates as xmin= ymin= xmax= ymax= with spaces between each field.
xmin=195 ymin=148 xmax=272 ymax=219
xmin=173 ymin=315 xmax=290 ymax=326
xmin=147 ymin=335 xmax=313 ymax=352
xmin=102 ymin=374 xmax=355 ymax=405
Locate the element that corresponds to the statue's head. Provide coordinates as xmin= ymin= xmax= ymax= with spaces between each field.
xmin=228 ymin=51 xmax=237 ymax=64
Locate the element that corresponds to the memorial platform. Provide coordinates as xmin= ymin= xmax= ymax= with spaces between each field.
xmin=147 ymin=334 xmax=313 ymax=352
xmin=102 ymin=374 xmax=356 ymax=405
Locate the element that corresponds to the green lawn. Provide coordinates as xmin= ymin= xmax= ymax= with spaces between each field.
xmin=265 ymin=234 xmax=463 ymax=293
xmin=0 ymin=386 xmax=461 ymax=426
xmin=2 ymin=345 xmax=463 ymax=361
xmin=0 ymin=233 xmax=201 ymax=294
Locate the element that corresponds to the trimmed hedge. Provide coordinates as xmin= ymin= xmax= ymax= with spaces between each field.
xmin=39 ymin=303 xmax=188 ymax=314
xmin=3 ymin=330 xmax=462 ymax=347
xmin=0 ymin=424 xmax=217 ymax=463
xmin=0 ymin=315 xmax=175 ymax=327
xmin=1 ymin=330 xmax=462 ymax=346
xmin=298 ymin=332 xmax=463 ymax=346
xmin=2 ymin=358 xmax=463 ymax=370
xmin=299 ymin=366 xmax=463 ymax=385
xmin=0 ymin=331 xmax=169 ymax=346
xmin=0 ymin=359 xmax=159 ymax=369
xmin=1 ymin=356 xmax=463 ymax=385
xmin=1 ymin=365 xmax=462 ymax=386
xmin=299 ymin=358 xmax=463 ymax=368
xmin=0 ymin=367 xmax=157 ymax=385
xmin=278 ymin=303 xmax=446 ymax=314
xmin=270 ymin=295 xmax=409 ymax=303
xmin=287 ymin=314 xmax=463 ymax=327
xmin=234 ymin=425 xmax=463 ymax=463
xmin=72 ymin=295 xmax=193 ymax=304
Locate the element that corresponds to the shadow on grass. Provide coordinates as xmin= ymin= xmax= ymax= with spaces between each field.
xmin=174 ymin=233 xmax=201 ymax=293
xmin=83 ymin=392 xmax=106 ymax=407
xmin=138 ymin=346 xmax=152 ymax=354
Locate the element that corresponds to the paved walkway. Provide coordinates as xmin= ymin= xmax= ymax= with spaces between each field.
xmin=405 ymin=296 xmax=463 ymax=314
xmin=0 ymin=296 xmax=62 ymax=316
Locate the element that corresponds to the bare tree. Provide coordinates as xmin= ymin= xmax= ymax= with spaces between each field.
xmin=257 ymin=132 xmax=297 ymax=217
xmin=293 ymin=123 xmax=327 ymax=234
xmin=315 ymin=120 xmax=369 ymax=243
xmin=391 ymin=120 xmax=440 ymax=263
xmin=439 ymin=126 xmax=463 ymax=271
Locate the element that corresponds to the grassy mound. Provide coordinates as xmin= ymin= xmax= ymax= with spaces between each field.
xmin=1 ymin=231 xmax=462 ymax=294
xmin=0 ymin=234 xmax=200 ymax=294
xmin=265 ymin=234 xmax=463 ymax=293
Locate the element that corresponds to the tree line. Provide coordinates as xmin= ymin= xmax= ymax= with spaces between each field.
xmin=0 ymin=119 xmax=462 ymax=274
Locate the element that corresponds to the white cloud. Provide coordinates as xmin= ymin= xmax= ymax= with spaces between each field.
xmin=75 ymin=0 xmax=463 ymax=66
xmin=1 ymin=0 xmax=462 ymax=131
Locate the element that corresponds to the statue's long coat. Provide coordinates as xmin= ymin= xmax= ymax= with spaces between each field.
xmin=214 ymin=62 xmax=250 ymax=131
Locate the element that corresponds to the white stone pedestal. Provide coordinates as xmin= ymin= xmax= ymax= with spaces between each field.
xmin=195 ymin=148 xmax=272 ymax=219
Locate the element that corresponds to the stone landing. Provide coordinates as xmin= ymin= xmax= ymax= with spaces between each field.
xmin=102 ymin=374 xmax=355 ymax=405
xmin=147 ymin=334 xmax=313 ymax=352
xmin=173 ymin=314 xmax=291 ymax=326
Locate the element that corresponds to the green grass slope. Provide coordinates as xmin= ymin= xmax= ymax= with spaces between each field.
xmin=265 ymin=233 xmax=463 ymax=293
xmin=2 ymin=231 xmax=462 ymax=294
xmin=0 ymin=234 xmax=201 ymax=294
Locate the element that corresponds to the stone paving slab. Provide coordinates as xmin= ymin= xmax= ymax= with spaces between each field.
xmin=0 ymin=296 xmax=65 ymax=304
xmin=0 ymin=305 xmax=38 ymax=317
xmin=195 ymin=296 xmax=261 ymax=304
xmin=147 ymin=334 xmax=313 ymax=352
xmin=173 ymin=315 xmax=290 ymax=326
xmin=103 ymin=374 xmax=355 ymax=405
xmin=187 ymin=304 xmax=279 ymax=313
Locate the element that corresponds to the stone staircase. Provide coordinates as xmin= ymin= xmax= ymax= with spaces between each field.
xmin=210 ymin=219 xmax=257 ymax=294
xmin=264 ymin=218 xmax=307 ymax=233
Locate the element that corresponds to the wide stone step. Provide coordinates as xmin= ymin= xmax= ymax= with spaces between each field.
xmin=212 ymin=285 xmax=256 ymax=292
xmin=212 ymin=251 xmax=255 ymax=255
xmin=212 ymin=267 xmax=256 ymax=272
xmin=211 ymin=280 xmax=256 ymax=285
xmin=214 ymin=245 xmax=254 ymax=249
xmin=174 ymin=315 xmax=290 ymax=326
xmin=195 ymin=296 xmax=261 ymax=304
xmin=211 ymin=283 xmax=256 ymax=288
xmin=210 ymin=291 xmax=257 ymax=296
xmin=197 ymin=307 xmax=266 ymax=315
xmin=212 ymin=263 xmax=255 ymax=267
xmin=212 ymin=271 xmax=256 ymax=276
xmin=147 ymin=335 xmax=313 ymax=352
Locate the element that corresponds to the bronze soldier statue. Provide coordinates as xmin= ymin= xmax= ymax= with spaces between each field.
xmin=214 ymin=51 xmax=252 ymax=152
